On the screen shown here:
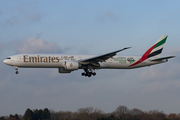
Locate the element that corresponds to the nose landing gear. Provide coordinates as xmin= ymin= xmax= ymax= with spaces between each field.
xmin=15 ymin=70 xmax=19 ymax=74
xmin=81 ymin=69 xmax=96 ymax=77
xmin=14 ymin=67 xmax=19 ymax=74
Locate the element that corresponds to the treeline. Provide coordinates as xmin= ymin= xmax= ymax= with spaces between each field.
xmin=0 ymin=108 xmax=50 ymax=120
xmin=1 ymin=106 xmax=180 ymax=120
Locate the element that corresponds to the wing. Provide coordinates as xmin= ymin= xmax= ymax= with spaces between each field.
xmin=151 ymin=56 xmax=175 ymax=61
xmin=80 ymin=47 xmax=131 ymax=64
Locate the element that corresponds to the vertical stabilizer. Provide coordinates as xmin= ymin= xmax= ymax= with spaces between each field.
xmin=147 ymin=35 xmax=167 ymax=59
xmin=129 ymin=35 xmax=168 ymax=67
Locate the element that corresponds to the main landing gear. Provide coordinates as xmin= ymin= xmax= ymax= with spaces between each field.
xmin=81 ymin=69 xmax=96 ymax=77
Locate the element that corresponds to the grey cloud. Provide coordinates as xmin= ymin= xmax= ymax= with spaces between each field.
xmin=26 ymin=13 xmax=42 ymax=23
xmin=97 ymin=11 xmax=118 ymax=23
xmin=0 ymin=10 xmax=2 ymax=15
xmin=4 ymin=17 xmax=19 ymax=27
xmin=137 ymin=55 xmax=180 ymax=94
xmin=138 ymin=48 xmax=180 ymax=82
xmin=169 ymin=48 xmax=180 ymax=55
xmin=18 ymin=2 xmax=42 ymax=23
xmin=1 ymin=36 xmax=71 ymax=57
xmin=138 ymin=61 xmax=180 ymax=82
xmin=15 ymin=37 xmax=63 ymax=54
xmin=1 ymin=2 xmax=42 ymax=27
xmin=140 ymin=80 xmax=180 ymax=93
xmin=159 ymin=13 xmax=173 ymax=23
xmin=35 ymin=32 xmax=43 ymax=39
xmin=0 ymin=43 xmax=4 ymax=55
xmin=105 ymin=11 xmax=114 ymax=18
xmin=0 ymin=43 xmax=3 ymax=50
xmin=1 ymin=13 xmax=20 ymax=27
xmin=78 ymin=48 xmax=89 ymax=55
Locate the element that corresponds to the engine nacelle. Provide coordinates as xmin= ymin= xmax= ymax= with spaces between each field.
xmin=58 ymin=68 xmax=72 ymax=73
xmin=65 ymin=61 xmax=80 ymax=70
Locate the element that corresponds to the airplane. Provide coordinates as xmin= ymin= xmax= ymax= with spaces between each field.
xmin=3 ymin=35 xmax=175 ymax=77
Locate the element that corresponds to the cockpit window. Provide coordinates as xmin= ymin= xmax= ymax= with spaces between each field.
xmin=6 ymin=57 xmax=11 ymax=59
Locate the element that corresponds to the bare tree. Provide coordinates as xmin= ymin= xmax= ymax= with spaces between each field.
xmin=76 ymin=107 xmax=92 ymax=120
xmin=113 ymin=105 xmax=130 ymax=119
xmin=167 ymin=113 xmax=180 ymax=120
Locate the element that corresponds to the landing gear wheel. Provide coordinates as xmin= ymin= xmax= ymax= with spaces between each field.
xmin=88 ymin=73 xmax=91 ymax=77
xmin=82 ymin=69 xmax=96 ymax=77
xmin=92 ymin=72 xmax=96 ymax=76
xmin=15 ymin=71 xmax=19 ymax=74
xmin=81 ymin=73 xmax=85 ymax=76
xmin=85 ymin=73 xmax=88 ymax=77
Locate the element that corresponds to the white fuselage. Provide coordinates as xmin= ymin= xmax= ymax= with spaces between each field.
xmin=3 ymin=54 xmax=164 ymax=69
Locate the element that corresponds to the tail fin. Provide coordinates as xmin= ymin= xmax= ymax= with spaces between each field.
xmin=139 ymin=35 xmax=168 ymax=61
xmin=147 ymin=35 xmax=167 ymax=59
xmin=129 ymin=35 xmax=168 ymax=67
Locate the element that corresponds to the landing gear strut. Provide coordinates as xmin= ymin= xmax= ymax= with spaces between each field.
xmin=81 ymin=69 xmax=96 ymax=77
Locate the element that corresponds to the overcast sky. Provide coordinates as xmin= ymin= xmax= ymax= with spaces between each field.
xmin=0 ymin=0 xmax=180 ymax=116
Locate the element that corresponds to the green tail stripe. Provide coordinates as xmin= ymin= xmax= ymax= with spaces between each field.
xmin=154 ymin=37 xmax=167 ymax=49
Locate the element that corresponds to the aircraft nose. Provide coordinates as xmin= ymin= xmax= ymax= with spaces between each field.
xmin=3 ymin=59 xmax=7 ymax=64
xmin=3 ymin=59 xmax=8 ymax=64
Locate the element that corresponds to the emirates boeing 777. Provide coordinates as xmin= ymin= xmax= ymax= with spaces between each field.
xmin=3 ymin=35 xmax=175 ymax=77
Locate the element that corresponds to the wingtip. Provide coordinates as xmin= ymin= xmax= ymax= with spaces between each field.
xmin=166 ymin=56 xmax=176 ymax=58
xmin=124 ymin=47 xmax=132 ymax=49
xmin=170 ymin=56 xmax=176 ymax=58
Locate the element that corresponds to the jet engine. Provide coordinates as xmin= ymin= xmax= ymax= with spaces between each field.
xmin=58 ymin=61 xmax=81 ymax=73
xmin=65 ymin=61 xmax=80 ymax=70
xmin=58 ymin=68 xmax=72 ymax=73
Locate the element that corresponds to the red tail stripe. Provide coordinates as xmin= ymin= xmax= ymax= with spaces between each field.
xmin=129 ymin=44 xmax=156 ymax=67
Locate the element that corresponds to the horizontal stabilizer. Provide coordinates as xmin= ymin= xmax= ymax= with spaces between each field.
xmin=151 ymin=56 xmax=175 ymax=61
